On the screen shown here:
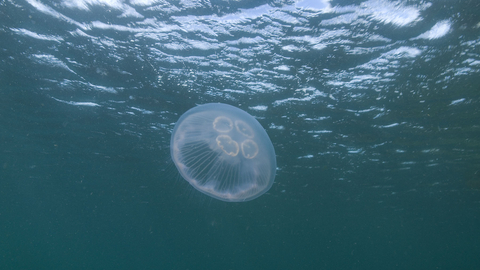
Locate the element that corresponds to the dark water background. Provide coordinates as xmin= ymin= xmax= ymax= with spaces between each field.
xmin=1 ymin=0 xmax=480 ymax=269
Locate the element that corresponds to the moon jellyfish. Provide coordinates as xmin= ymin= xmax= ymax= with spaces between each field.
xmin=170 ymin=103 xmax=276 ymax=202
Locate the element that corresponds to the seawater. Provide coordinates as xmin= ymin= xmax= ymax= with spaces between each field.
xmin=1 ymin=0 xmax=480 ymax=269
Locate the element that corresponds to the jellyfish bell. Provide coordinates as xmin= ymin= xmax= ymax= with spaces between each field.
xmin=170 ymin=103 xmax=276 ymax=202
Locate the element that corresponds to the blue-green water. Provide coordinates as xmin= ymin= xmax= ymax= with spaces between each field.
xmin=1 ymin=0 xmax=480 ymax=269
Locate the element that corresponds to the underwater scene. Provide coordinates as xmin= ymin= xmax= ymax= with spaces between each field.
xmin=1 ymin=0 xmax=480 ymax=269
